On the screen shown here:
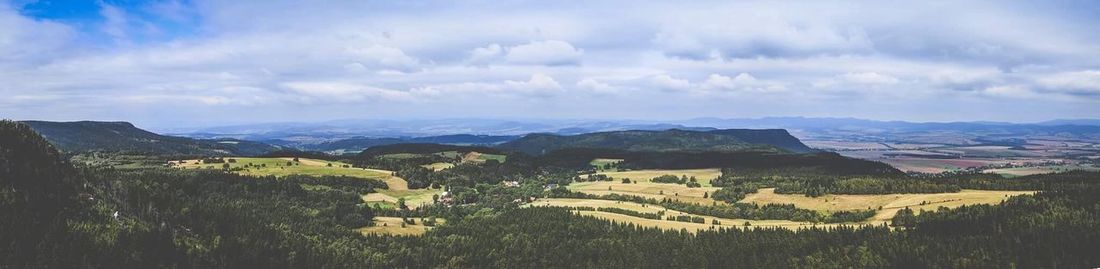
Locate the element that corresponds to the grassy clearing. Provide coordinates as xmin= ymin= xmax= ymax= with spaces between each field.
xmin=584 ymin=168 xmax=722 ymax=187
xmin=356 ymin=217 xmax=446 ymax=236
xmin=171 ymin=157 xmax=409 ymax=190
xmin=589 ymin=158 xmax=624 ymax=171
xmin=361 ymin=188 xmax=444 ymax=209
xmin=568 ymin=181 xmax=721 ymax=205
xmin=421 ymin=162 xmax=455 ymax=171
xmin=983 ymin=165 xmax=1100 ymax=177
xmin=740 ymin=188 xmax=1035 ymax=224
xmin=434 ymin=151 xmax=463 ymax=159
xmin=529 ymin=198 xmax=836 ymax=232
xmin=461 ymin=151 xmax=507 ymax=163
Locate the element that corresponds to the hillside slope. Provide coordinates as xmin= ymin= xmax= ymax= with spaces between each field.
xmin=497 ymin=129 xmax=814 ymax=155
xmin=22 ymin=121 xmax=277 ymax=156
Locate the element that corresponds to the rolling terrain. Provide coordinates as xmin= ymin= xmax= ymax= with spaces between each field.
xmin=23 ymin=121 xmax=279 ymax=156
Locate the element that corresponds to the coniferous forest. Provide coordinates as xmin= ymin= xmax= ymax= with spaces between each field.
xmin=3 ymin=119 xmax=1100 ymax=268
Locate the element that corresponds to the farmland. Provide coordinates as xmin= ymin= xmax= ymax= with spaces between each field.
xmin=171 ymin=157 xmax=396 ymax=181
xmin=740 ymin=188 xmax=1035 ymax=223
xmin=356 ymin=217 xmax=445 ymax=236
xmin=529 ymin=198 xmax=837 ymax=232
xmin=361 ymin=188 xmax=443 ymax=209
xmin=569 ymin=181 xmax=721 ymax=205
xmin=585 ymin=168 xmax=722 ymax=186
xmin=420 ymin=162 xmax=455 ymax=171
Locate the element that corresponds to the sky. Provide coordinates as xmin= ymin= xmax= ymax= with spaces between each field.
xmin=2 ymin=0 xmax=1100 ymax=129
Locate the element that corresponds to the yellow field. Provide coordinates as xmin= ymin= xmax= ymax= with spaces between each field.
xmin=585 ymin=168 xmax=722 ymax=187
xmin=740 ymin=188 xmax=1035 ymax=223
xmin=421 ymin=162 xmax=455 ymax=171
xmin=170 ymin=157 xmax=411 ymax=190
xmin=529 ymin=198 xmax=838 ymax=232
xmin=361 ymin=188 xmax=444 ymax=209
xmin=568 ymin=181 xmax=721 ymax=205
xmin=356 ymin=217 xmax=446 ymax=236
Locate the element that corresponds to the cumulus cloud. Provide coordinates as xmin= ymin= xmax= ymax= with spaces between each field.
xmin=701 ymin=73 xmax=784 ymax=92
xmin=650 ymin=74 xmax=692 ymax=91
xmin=505 ymin=40 xmax=584 ymax=65
xmin=1037 ymin=70 xmax=1100 ymax=95
xmin=3 ymin=0 xmax=1100 ymax=125
xmin=468 ymin=40 xmax=584 ymax=66
xmin=576 ymin=78 xmax=618 ymax=94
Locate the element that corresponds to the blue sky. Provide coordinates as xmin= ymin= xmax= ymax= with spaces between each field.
xmin=2 ymin=0 xmax=1099 ymax=128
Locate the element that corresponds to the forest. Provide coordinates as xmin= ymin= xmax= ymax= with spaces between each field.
xmin=3 ymin=120 xmax=1100 ymax=268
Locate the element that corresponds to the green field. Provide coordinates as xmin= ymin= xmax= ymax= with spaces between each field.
xmin=421 ymin=162 xmax=455 ymax=171
xmin=461 ymin=151 xmax=506 ymax=163
xmin=171 ymin=157 xmax=399 ymax=183
xmin=362 ymin=188 xmax=444 ymax=209
xmin=589 ymin=158 xmax=624 ymax=171
xmin=356 ymin=217 xmax=446 ymax=236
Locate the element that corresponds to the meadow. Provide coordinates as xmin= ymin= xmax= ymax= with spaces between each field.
xmin=528 ymin=198 xmax=836 ymax=232
xmin=569 ymin=181 xmax=721 ymax=205
xmin=356 ymin=217 xmax=445 ymax=236
xmin=740 ymin=188 xmax=1035 ymax=223
xmin=584 ymin=168 xmax=722 ymax=186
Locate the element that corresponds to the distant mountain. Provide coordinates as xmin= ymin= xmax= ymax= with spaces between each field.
xmin=304 ymin=134 xmax=518 ymax=152
xmin=168 ymin=119 xmax=715 ymax=142
xmin=358 ymin=143 xmax=503 ymax=157
xmin=497 ymin=129 xmax=814 ymax=155
xmin=22 ymin=121 xmax=279 ymax=156
xmin=1039 ymin=119 xmax=1100 ymax=126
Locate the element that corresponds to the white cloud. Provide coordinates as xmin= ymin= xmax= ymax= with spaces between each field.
xmin=345 ymin=45 xmax=420 ymax=71
xmin=1037 ymin=70 xmax=1100 ymax=94
xmin=841 ymin=72 xmax=899 ymax=85
xmin=505 ymin=73 xmax=563 ymax=91
xmin=650 ymin=74 xmax=692 ymax=91
xmin=281 ymin=81 xmax=412 ymax=102
xmin=504 ymin=40 xmax=584 ymax=65
xmin=576 ymin=78 xmax=617 ymax=93
xmin=701 ymin=73 xmax=785 ymax=92
xmin=468 ymin=43 xmax=504 ymax=65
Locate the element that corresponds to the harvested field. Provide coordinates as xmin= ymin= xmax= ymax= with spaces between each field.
xmin=740 ymin=188 xmax=1035 ymax=224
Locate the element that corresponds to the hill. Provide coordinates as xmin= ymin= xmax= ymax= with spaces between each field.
xmin=22 ymin=121 xmax=278 ymax=156
xmin=497 ymin=129 xmax=814 ymax=155
xmin=357 ymin=143 xmax=504 ymax=157
xmin=304 ymin=134 xmax=517 ymax=152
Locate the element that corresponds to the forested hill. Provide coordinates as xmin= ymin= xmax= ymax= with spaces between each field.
xmin=497 ymin=129 xmax=815 ymax=155
xmin=22 ymin=120 xmax=278 ymax=156
xmin=302 ymin=134 xmax=518 ymax=152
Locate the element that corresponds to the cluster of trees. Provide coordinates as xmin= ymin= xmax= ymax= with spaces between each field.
xmin=666 ymin=215 xmax=706 ymax=223
xmin=711 ymin=183 xmax=763 ymax=203
xmin=650 ymin=174 xmax=702 ymax=187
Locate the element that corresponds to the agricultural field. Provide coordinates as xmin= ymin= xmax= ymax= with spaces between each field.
xmin=584 ymin=168 xmax=722 ymax=187
xmin=740 ymin=188 xmax=1035 ymax=224
xmin=421 ymin=162 xmax=455 ymax=171
xmin=461 ymin=151 xmax=506 ymax=163
xmin=171 ymin=157 xmax=398 ymax=181
xmin=984 ymin=165 xmax=1100 ymax=177
xmin=356 ymin=217 xmax=445 ymax=236
xmin=171 ymin=157 xmax=432 ymax=206
xmin=568 ymin=181 xmax=721 ymax=205
xmin=361 ymin=188 xmax=444 ymax=209
xmin=529 ymin=198 xmax=835 ymax=232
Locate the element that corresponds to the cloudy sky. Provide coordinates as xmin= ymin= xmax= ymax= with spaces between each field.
xmin=3 ymin=0 xmax=1100 ymax=128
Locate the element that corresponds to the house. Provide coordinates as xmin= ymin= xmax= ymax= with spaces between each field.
xmin=503 ymin=181 xmax=520 ymax=187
